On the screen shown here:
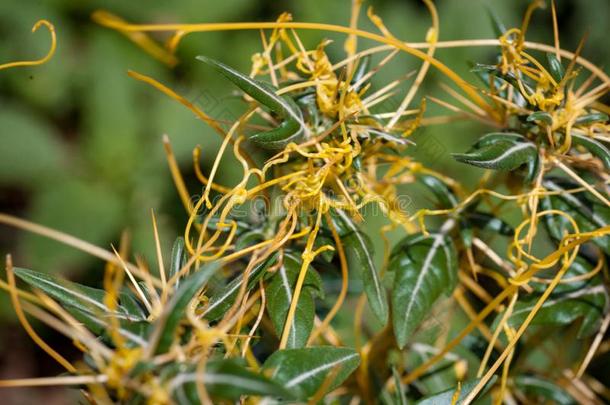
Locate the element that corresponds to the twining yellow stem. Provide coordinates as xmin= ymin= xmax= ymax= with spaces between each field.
xmin=398 ymin=224 xmax=599 ymax=388
xmin=307 ymin=212 xmax=349 ymax=344
xmin=576 ymin=311 xmax=610 ymax=378
xmin=0 ymin=375 xmax=107 ymax=388
xmin=0 ymin=213 xmax=160 ymax=287
xmin=551 ymin=0 xmax=561 ymax=61
xmin=5 ymin=255 xmax=76 ymax=373
xmin=386 ymin=0 xmax=438 ymax=130
xmin=162 ymin=134 xmax=197 ymax=216
xmin=279 ymin=203 xmax=325 ymax=349
xmin=241 ymin=281 xmax=267 ymax=357
xmin=193 ymin=146 xmax=232 ymax=194
xmin=91 ymin=11 xmax=177 ymax=66
xmin=553 ymin=157 xmax=610 ymax=207
xmin=333 ymin=39 xmax=610 ymax=86
xmin=0 ymin=279 xmax=42 ymax=305
xmin=518 ymin=0 xmax=545 ymax=48
xmin=463 ymin=252 xmax=577 ymax=403
xmin=0 ymin=20 xmax=56 ymax=71
xmin=477 ymin=294 xmax=518 ymax=377
xmin=111 ymin=246 xmax=154 ymax=314
xmin=343 ymin=0 xmax=364 ymax=75
xmin=129 ymin=70 xmax=260 ymax=177
xmin=92 ymin=12 xmax=497 ymax=118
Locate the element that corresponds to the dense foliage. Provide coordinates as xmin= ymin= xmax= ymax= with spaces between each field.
xmin=1 ymin=1 xmax=609 ymax=403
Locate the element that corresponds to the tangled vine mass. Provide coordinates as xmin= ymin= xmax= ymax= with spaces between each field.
xmin=1 ymin=0 xmax=609 ymax=403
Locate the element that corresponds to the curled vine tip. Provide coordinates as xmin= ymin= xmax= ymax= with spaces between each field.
xmin=0 ymin=19 xmax=57 ymax=71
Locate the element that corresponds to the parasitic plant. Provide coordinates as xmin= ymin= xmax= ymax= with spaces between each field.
xmin=1 ymin=0 xmax=610 ymax=403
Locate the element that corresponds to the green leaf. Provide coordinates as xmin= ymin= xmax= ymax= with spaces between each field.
xmin=169 ymin=237 xmax=187 ymax=288
xmin=234 ymin=229 xmax=265 ymax=251
xmin=486 ymin=6 xmax=506 ymax=37
xmin=331 ymin=208 xmax=389 ymax=325
xmin=504 ymin=284 xmax=607 ymax=338
xmin=475 ymin=132 xmax=529 ymax=147
xmin=453 ymin=134 xmax=541 ymax=182
xmin=313 ymin=234 xmax=336 ymax=263
xmin=151 ymin=261 xmax=221 ymax=354
xmin=196 ymin=55 xmax=306 ymax=150
xmin=167 ymin=359 xmax=293 ymax=402
xmin=351 ymin=55 xmax=371 ymax=91
xmin=469 ymin=62 xmax=506 ymax=93
xmin=13 ymin=267 xmax=145 ymax=322
xmin=541 ymin=177 xmax=610 ymax=254
xmin=68 ymin=308 xmax=149 ymax=347
xmin=572 ymin=133 xmax=610 ymax=169
xmin=365 ymin=128 xmax=415 ymax=146
xmin=392 ymin=367 xmax=408 ymax=405
xmin=515 ymin=375 xmax=576 ymax=405
xmin=546 ymin=53 xmax=565 ymax=83
xmin=464 ymin=211 xmax=514 ymax=236
xmin=471 ymin=64 xmax=534 ymax=95
xmin=531 ymin=256 xmax=602 ymax=295
xmin=453 ymin=140 xmax=538 ymax=171
xmin=574 ymin=112 xmax=608 ymax=126
xmin=266 ymin=253 xmax=321 ymax=348
xmin=263 ymin=346 xmax=360 ymax=400
xmin=203 ymin=253 xmax=277 ymax=321
xmin=419 ymin=174 xmax=458 ymax=209
xmin=390 ymin=223 xmax=458 ymax=348
xmin=416 ymin=376 xmax=497 ymax=404
xmin=527 ymin=111 xmax=553 ymax=125
xmin=13 ymin=267 xmax=148 ymax=346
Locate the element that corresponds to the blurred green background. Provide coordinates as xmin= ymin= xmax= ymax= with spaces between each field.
xmin=0 ymin=0 xmax=608 ymax=402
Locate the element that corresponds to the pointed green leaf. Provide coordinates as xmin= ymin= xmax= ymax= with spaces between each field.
xmin=471 ymin=64 xmax=534 ymax=95
xmin=392 ymin=367 xmax=408 ymax=405
xmin=167 ymin=359 xmax=293 ymax=402
xmin=203 ymin=253 xmax=277 ymax=321
xmin=234 ymin=229 xmax=265 ymax=251
xmin=504 ymin=284 xmax=607 ymax=338
xmin=546 ymin=53 xmax=565 ymax=83
xmin=69 ymin=309 xmax=149 ymax=347
xmin=541 ymin=177 xmax=610 ymax=254
xmin=475 ymin=132 xmax=529 ymax=147
xmin=196 ymin=56 xmax=306 ymax=149
xmin=419 ymin=174 xmax=458 ymax=208
xmin=365 ymin=129 xmax=415 ymax=146
xmin=13 ymin=267 xmax=145 ymax=322
xmin=120 ymin=289 xmax=148 ymax=320
xmin=515 ymin=375 xmax=576 ymax=405
xmin=453 ymin=138 xmax=540 ymax=182
xmin=169 ymin=237 xmax=187 ymax=287
xmin=390 ymin=223 xmax=458 ymax=348
xmin=263 ymin=346 xmax=360 ymax=400
xmin=572 ymin=133 xmax=610 ymax=169
xmin=416 ymin=376 xmax=497 ymax=404
xmin=453 ymin=140 xmax=537 ymax=171
xmin=331 ymin=208 xmax=389 ymax=325
xmin=527 ymin=111 xmax=553 ymax=125
xmin=465 ymin=211 xmax=514 ymax=236
xmin=266 ymin=253 xmax=320 ymax=348
xmin=486 ymin=6 xmax=506 ymax=37
xmin=574 ymin=112 xmax=608 ymax=126
xmin=351 ymin=55 xmax=371 ymax=91
xmin=531 ymin=257 xmax=603 ymax=295
xmin=470 ymin=62 xmax=506 ymax=93
xmin=151 ymin=261 xmax=221 ymax=354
